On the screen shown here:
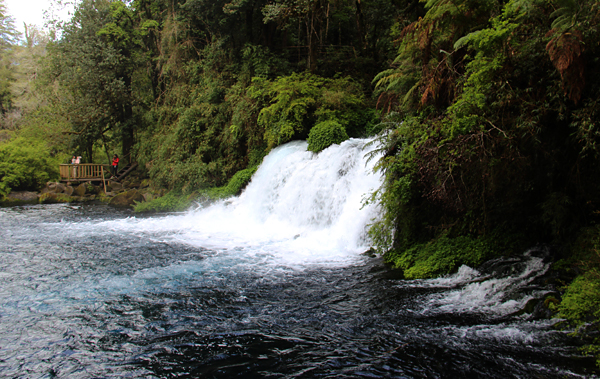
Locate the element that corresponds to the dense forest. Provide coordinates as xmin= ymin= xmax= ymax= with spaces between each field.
xmin=1 ymin=0 xmax=599 ymax=366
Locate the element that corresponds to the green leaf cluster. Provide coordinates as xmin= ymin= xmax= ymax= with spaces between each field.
xmin=132 ymin=190 xmax=192 ymax=213
xmin=203 ymin=165 xmax=258 ymax=199
xmin=384 ymin=233 xmax=500 ymax=279
xmin=0 ymin=137 xmax=60 ymax=198
xmin=254 ymin=72 xmax=373 ymax=149
xmin=307 ymin=119 xmax=349 ymax=153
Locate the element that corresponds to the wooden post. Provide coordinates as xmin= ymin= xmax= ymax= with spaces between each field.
xmin=101 ymin=166 xmax=107 ymax=193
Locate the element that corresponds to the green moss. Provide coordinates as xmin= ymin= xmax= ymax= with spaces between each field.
xmin=133 ymin=191 xmax=191 ymax=213
xmin=39 ymin=193 xmax=74 ymax=204
xmin=558 ymin=271 xmax=600 ymax=324
xmin=204 ymin=166 xmax=258 ymax=199
xmin=554 ymin=226 xmax=600 ymax=367
xmin=307 ymin=120 xmax=349 ymax=153
xmin=133 ymin=166 xmax=258 ymax=213
xmin=383 ymin=233 xmax=509 ymax=279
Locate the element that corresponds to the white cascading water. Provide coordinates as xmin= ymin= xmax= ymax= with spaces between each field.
xmin=102 ymin=138 xmax=383 ymax=266
xmin=401 ymin=251 xmax=552 ymax=317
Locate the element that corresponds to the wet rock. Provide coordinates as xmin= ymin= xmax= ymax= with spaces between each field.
xmin=39 ymin=193 xmax=73 ymax=204
xmin=128 ymin=179 xmax=141 ymax=188
xmin=73 ymin=183 xmax=87 ymax=197
xmin=85 ymin=183 xmax=99 ymax=195
xmin=108 ymin=181 xmax=123 ymax=192
xmin=4 ymin=191 xmax=39 ymax=203
xmin=52 ymin=183 xmax=66 ymax=194
xmin=362 ymin=247 xmax=377 ymax=258
xmin=109 ymin=189 xmax=144 ymax=207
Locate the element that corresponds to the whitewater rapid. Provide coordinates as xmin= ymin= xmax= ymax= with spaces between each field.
xmin=98 ymin=139 xmax=383 ymax=266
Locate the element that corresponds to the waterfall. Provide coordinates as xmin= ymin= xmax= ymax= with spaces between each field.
xmin=107 ymin=138 xmax=383 ymax=266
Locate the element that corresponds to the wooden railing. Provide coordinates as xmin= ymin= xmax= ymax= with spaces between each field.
xmin=59 ymin=164 xmax=110 ymax=181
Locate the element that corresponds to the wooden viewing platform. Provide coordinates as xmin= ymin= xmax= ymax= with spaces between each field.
xmin=59 ymin=164 xmax=110 ymax=182
xmin=59 ymin=162 xmax=138 ymax=183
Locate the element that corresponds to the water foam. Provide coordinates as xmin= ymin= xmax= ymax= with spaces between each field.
xmin=418 ymin=251 xmax=551 ymax=316
xmin=91 ymin=139 xmax=383 ymax=267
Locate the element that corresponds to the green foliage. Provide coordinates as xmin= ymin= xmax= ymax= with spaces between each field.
xmin=0 ymin=137 xmax=60 ymax=197
xmin=46 ymin=0 xmax=146 ymax=162
xmin=255 ymin=72 xmax=372 ymax=149
xmin=204 ymin=165 xmax=258 ymax=199
xmin=559 ymin=269 xmax=600 ymax=367
xmin=134 ymin=165 xmax=258 ymax=212
xmin=559 ymin=271 xmax=600 ymax=325
xmin=307 ymin=120 xmax=349 ymax=153
xmin=370 ymin=0 xmax=600 ymax=262
xmin=383 ymin=233 xmax=501 ymax=279
xmin=133 ymin=191 xmax=192 ymax=213
xmin=0 ymin=0 xmax=19 ymax=114
xmin=256 ymin=72 xmax=324 ymax=148
xmin=555 ymin=226 xmax=600 ymax=367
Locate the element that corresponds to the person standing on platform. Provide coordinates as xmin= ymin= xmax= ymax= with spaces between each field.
xmin=72 ymin=155 xmax=81 ymax=178
xmin=111 ymin=154 xmax=119 ymax=178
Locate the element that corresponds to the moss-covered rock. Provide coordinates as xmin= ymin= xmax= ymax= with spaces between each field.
xmin=39 ymin=193 xmax=73 ymax=204
xmin=383 ymin=232 xmax=517 ymax=279
xmin=109 ymin=189 xmax=144 ymax=207
xmin=0 ymin=191 xmax=39 ymax=205
xmin=73 ymin=183 xmax=87 ymax=197
xmin=133 ymin=191 xmax=192 ymax=213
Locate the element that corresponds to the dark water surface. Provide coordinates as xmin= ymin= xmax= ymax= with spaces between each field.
xmin=0 ymin=203 xmax=598 ymax=378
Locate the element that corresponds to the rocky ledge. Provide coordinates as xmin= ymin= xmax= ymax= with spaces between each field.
xmin=2 ymin=177 xmax=164 ymax=208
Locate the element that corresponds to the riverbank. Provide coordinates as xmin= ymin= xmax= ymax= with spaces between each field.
xmin=0 ymin=173 xmax=166 ymax=208
xmin=0 ymin=164 xmax=258 ymax=212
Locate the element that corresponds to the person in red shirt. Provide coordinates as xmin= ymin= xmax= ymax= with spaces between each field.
xmin=111 ymin=154 xmax=119 ymax=178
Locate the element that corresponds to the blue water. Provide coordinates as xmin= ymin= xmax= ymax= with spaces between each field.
xmin=0 ymin=203 xmax=597 ymax=378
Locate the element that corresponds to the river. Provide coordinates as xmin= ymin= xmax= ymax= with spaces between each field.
xmin=0 ymin=139 xmax=597 ymax=378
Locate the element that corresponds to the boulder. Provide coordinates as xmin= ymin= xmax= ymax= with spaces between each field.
xmin=51 ymin=183 xmax=66 ymax=193
xmin=5 ymin=191 xmax=39 ymax=202
xmin=128 ymin=179 xmax=141 ymax=188
xmin=39 ymin=193 xmax=72 ymax=204
xmin=86 ymin=183 xmax=100 ymax=194
xmin=108 ymin=181 xmax=123 ymax=192
xmin=64 ymin=186 xmax=74 ymax=196
xmin=109 ymin=189 xmax=144 ymax=207
xmin=73 ymin=183 xmax=87 ymax=197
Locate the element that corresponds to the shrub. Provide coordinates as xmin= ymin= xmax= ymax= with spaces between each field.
xmin=133 ymin=191 xmax=192 ymax=213
xmin=307 ymin=120 xmax=349 ymax=153
xmin=0 ymin=137 xmax=60 ymax=198
xmin=204 ymin=166 xmax=258 ymax=199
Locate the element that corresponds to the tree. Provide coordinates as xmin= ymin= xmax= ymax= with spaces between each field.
xmin=48 ymin=0 xmax=145 ymax=163
xmin=0 ymin=0 xmax=19 ymax=117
